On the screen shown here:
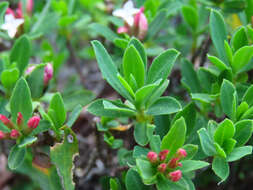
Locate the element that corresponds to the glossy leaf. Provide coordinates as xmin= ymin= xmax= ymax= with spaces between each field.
xmin=8 ymin=145 xmax=26 ymax=170
xmin=212 ymin=157 xmax=229 ymax=184
xmin=126 ymin=168 xmax=151 ymax=190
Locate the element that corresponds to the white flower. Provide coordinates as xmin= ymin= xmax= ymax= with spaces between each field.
xmin=112 ymin=0 xmax=139 ymax=26
xmin=1 ymin=14 xmax=24 ymax=38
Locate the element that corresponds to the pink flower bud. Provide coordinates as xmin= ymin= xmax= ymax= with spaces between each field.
xmin=134 ymin=7 xmax=148 ymax=39
xmin=17 ymin=112 xmax=23 ymax=126
xmin=26 ymin=0 xmax=33 ymax=15
xmin=117 ymin=26 xmax=129 ymax=34
xmin=6 ymin=8 xmax=15 ymax=17
xmin=177 ymin=148 xmax=187 ymax=159
xmin=159 ymin=149 xmax=169 ymax=161
xmin=168 ymin=158 xmax=180 ymax=168
xmin=178 ymin=162 xmax=182 ymax=167
xmin=157 ymin=163 xmax=167 ymax=173
xmin=10 ymin=129 xmax=20 ymax=139
xmin=0 ymin=114 xmax=10 ymax=125
xmin=16 ymin=3 xmax=23 ymax=18
xmin=44 ymin=63 xmax=53 ymax=85
xmin=27 ymin=116 xmax=40 ymax=129
xmin=0 ymin=131 xmax=6 ymax=139
xmin=147 ymin=151 xmax=158 ymax=163
xmin=168 ymin=170 xmax=182 ymax=182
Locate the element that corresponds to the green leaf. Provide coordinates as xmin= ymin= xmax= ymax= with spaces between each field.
xmin=123 ymin=45 xmax=145 ymax=88
xmin=110 ymin=178 xmax=120 ymax=190
xmin=150 ymin=135 xmax=161 ymax=153
xmin=10 ymin=78 xmax=32 ymax=122
xmin=133 ymin=146 xmax=149 ymax=158
xmin=214 ymin=142 xmax=227 ymax=158
xmin=181 ymin=160 xmax=209 ymax=173
xmin=223 ymin=138 xmax=237 ymax=155
xmin=88 ymin=23 xmax=118 ymax=42
xmin=126 ymin=168 xmax=151 ymax=190
xmin=231 ymin=27 xmax=248 ymax=52
xmin=135 ymin=82 xmax=160 ymax=108
xmin=172 ymin=103 xmax=196 ymax=136
xmin=87 ymin=99 xmax=136 ymax=117
xmin=207 ymin=55 xmax=229 ymax=71
xmin=214 ymin=119 xmax=235 ymax=146
xmin=30 ymin=120 xmax=51 ymax=136
xmin=136 ymin=159 xmax=157 ymax=185
xmin=181 ymin=59 xmax=201 ymax=93
xmin=117 ymin=74 xmax=135 ymax=98
xmin=242 ymin=84 xmax=253 ymax=106
xmin=224 ymin=40 xmax=233 ymax=64
xmin=182 ymin=144 xmax=198 ymax=160
xmin=66 ymin=104 xmax=82 ymax=128
xmin=210 ymin=10 xmax=228 ymax=64
xmin=48 ymin=93 xmax=66 ymax=128
xmin=191 ymin=93 xmax=217 ymax=103
xmin=8 ymin=145 xmax=26 ymax=170
xmin=236 ymin=102 xmax=249 ymax=120
xmin=232 ymin=46 xmax=253 ymax=73
xmin=147 ymin=49 xmax=180 ymax=84
xmin=220 ymin=79 xmax=237 ymax=119
xmin=227 ymin=146 xmax=252 ymax=162
xmin=134 ymin=123 xmax=155 ymax=146
xmin=234 ymin=120 xmax=253 ymax=146
xmin=91 ymin=40 xmax=132 ymax=100
xmin=156 ymin=175 xmax=186 ymax=190
xmin=18 ymin=136 xmax=37 ymax=148
xmin=161 ymin=117 xmax=186 ymax=159
xmin=63 ymin=89 xmax=95 ymax=111
xmin=0 ymin=2 xmax=8 ymax=25
xmin=212 ymin=157 xmax=229 ymax=184
xmin=146 ymin=97 xmax=181 ymax=116
xmin=26 ymin=64 xmax=45 ymax=99
xmin=198 ymin=128 xmax=216 ymax=156
xmin=1 ymin=68 xmax=19 ymax=90
xmin=10 ymin=35 xmax=31 ymax=74
xmin=50 ymin=128 xmax=79 ymax=190
xmin=128 ymin=38 xmax=147 ymax=70
xmin=182 ymin=5 xmax=198 ymax=31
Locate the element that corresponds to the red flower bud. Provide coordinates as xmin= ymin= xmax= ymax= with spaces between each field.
xmin=10 ymin=129 xmax=20 ymax=139
xmin=147 ymin=151 xmax=158 ymax=163
xmin=0 ymin=114 xmax=10 ymax=125
xmin=0 ymin=131 xmax=5 ymax=139
xmin=157 ymin=163 xmax=167 ymax=173
xmin=26 ymin=0 xmax=33 ymax=15
xmin=27 ymin=116 xmax=40 ymax=129
xmin=168 ymin=170 xmax=182 ymax=182
xmin=168 ymin=158 xmax=180 ymax=168
xmin=6 ymin=8 xmax=15 ymax=17
xmin=177 ymin=148 xmax=187 ymax=159
xmin=159 ymin=149 xmax=169 ymax=161
xmin=16 ymin=3 xmax=23 ymax=18
xmin=133 ymin=7 xmax=148 ymax=39
xmin=17 ymin=112 xmax=23 ymax=126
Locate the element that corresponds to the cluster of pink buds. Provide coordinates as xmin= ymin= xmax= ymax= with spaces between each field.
xmin=6 ymin=0 xmax=33 ymax=18
xmin=0 ymin=112 xmax=40 ymax=140
xmin=112 ymin=1 xmax=148 ymax=40
xmin=147 ymin=148 xmax=187 ymax=182
xmin=26 ymin=63 xmax=54 ymax=86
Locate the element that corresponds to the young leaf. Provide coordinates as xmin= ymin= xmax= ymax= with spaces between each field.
xmin=212 ymin=157 xmax=229 ymax=184
xmin=66 ymin=104 xmax=82 ymax=128
xmin=134 ymin=123 xmax=155 ymax=146
xmin=210 ymin=10 xmax=228 ymax=64
xmin=198 ymin=128 xmax=216 ymax=156
xmin=227 ymin=146 xmax=252 ymax=162
xmin=220 ymin=79 xmax=237 ymax=119
xmin=0 ymin=2 xmax=8 ymax=25
xmin=50 ymin=128 xmax=78 ymax=190
xmin=136 ymin=159 xmax=157 ymax=185
xmin=128 ymin=38 xmax=147 ymax=70
xmin=123 ymin=45 xmax=145 ymax=88
xmin=126 ymin=168 xmax=151 ymax=190
xmin=1 ymin=68 xmax=19 ymax=90
xmin=26 ymin=64 xmax=45 ymax=99
xmin=8 ymin=145 xmax=26 ymax=170
xmin=91 ymin=40 xmax=132 ymax=100
xmin=10 ymin=35 xmax=31 ymax=74
xmin=161 ymin=117 xmax=186 ymax=159
xmin=10 ymin=78 xmax=33 ymax=122
xmin=147 ymin=49 xmax=180 ymax=84
xmin=182 ymin=144 xmax=198 ymax=160
xmin=207 ymin=55 xmax=229 ymax=71
xmin=18 ymin=136 xmax=37 ymax=148
xmin=48 ymin=93 xmax=66 ymax=128
xmin=232 ymin=46 xmax=253 ymax=73
xmin=117 ymin=74 xmax=135 ymax=98
xmin=214 ymin=119 xmax=235 ymax=146
xmin=242 ymin=85 xmax=253 ymax=106
xmin=181 ymin=5 xmax=198 ymax=31
xmin=146 ymin=97 xmax=181 ymax=116
xmin=150 ymin=135 xmax=161 ymax=153
xmin=234 ymin=120 xmax=253 ymax=146
xmin=180 ymin=160 xmax=209 ymax=173
xmin=231 ymin=27 xmax=248 ymax=52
